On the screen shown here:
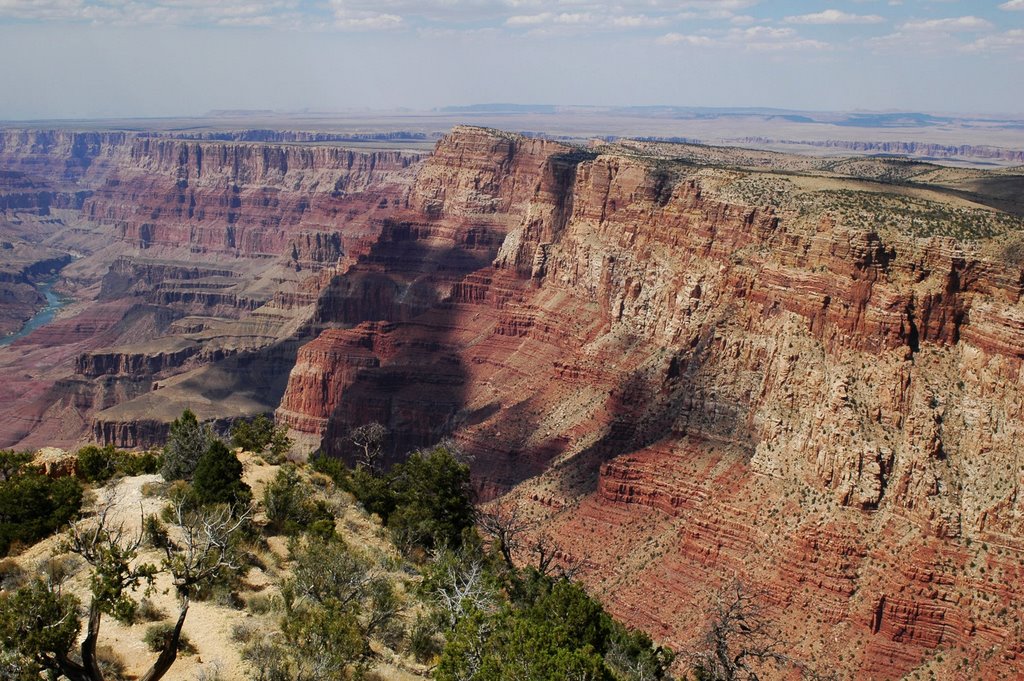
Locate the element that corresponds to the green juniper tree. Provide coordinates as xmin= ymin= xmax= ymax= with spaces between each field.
xmin=192 ymin=440 xmax=251 ymax=507
xmin=161 ymin=409 xmax=211 ymax=481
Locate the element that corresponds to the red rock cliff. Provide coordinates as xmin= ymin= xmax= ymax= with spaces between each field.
xmin=82 ymin=138 xmax=421 ymax=258
xmin=278 ymin=126 xmax=1024 ymax=680
xmin=0 ymin=132 xmax=424 ymax=451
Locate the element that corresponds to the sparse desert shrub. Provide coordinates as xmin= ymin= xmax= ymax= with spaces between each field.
xmin=263 ymin=465 xmax=333 ymax=535
xmin=246 ymin=593 xmax=282 ymax=615
xmin=241 ymin=639 xmax=290 ymax=681
xmin=135 ymin=598 xmax=166 ymax=623
xmin=231 ymin=622 xmax=259 ymax=644
xmin=141 ymin=480 xmax=169 ymax=497
xmin=309 ymin=453 xmax=349 ymax=488
xmin=0 ymin=558 xmax=25 ymax=590
xmin=247 ymin=535 xmax=403 ymax=679
xmin=211 ymin=587 xmax=245 ymax=610
xmin=39 ymin=556 xmax=79 ymax=585
xmin=95 ymin=645 xmax=128 ymax=681
xmin=144 ymin=623 xmax=196 ymax=655
xmin=231 ymin=415 xmax=292 ymax=463
xmin=408 ymin=613 xmax=442 ymax=663
xmin=193 ymin=659 xmax=224 ymax=679
xmin=194 ymin=661 xmax=225 ymax=681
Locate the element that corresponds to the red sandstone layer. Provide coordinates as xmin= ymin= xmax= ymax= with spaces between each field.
xmin=277 ymin=126 xmax=1024 ymax=679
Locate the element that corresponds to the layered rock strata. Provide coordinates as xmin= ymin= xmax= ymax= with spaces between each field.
xmin=0 ymin=131 xmax=424 ymax=450
xmin=278 ymin=126 xmax=1024 ymax=679
xmin=3 ymin=123 xmax=1024 ymax=678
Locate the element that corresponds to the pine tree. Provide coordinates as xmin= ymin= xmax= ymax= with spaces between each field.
xmin=161 ymin=409 xmax=211 ymax=481
xmin=192 ymin=440 xmax=251 ymax=507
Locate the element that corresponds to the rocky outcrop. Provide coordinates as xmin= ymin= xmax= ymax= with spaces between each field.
xmin=75 ymin=342 xmax=201 ymax=377
xmin=0 ymin=170 xmax=54 ymax=214
xmin=91 ymin=418 xmax=171 ymax=450
xmin=32 ymin=447 xmax=77 ymax=478
xmin=0 ymin=130 xmax=130 ymax=189
xmin=98 ymin=258 xmax=239 ymax=300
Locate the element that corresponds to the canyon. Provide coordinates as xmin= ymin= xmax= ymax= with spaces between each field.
xmin=2 ymin=124 xmax=1024 ymax=679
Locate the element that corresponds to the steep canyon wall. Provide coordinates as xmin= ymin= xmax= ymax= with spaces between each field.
xmin=276 ymin=127 xmax=1024 ymax=680
xmin=2 ymin=125 xmax=1024 ymax=679
xmin=0 ymin=129 xmax=424 ymax=449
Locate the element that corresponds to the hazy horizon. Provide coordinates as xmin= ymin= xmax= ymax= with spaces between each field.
xmin=1 ymin=0 xmax=1023 ymax=120
xmin=5 ymin=103 xmax=1024 ymax=125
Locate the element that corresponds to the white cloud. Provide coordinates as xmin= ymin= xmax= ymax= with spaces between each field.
xmin=656 ymin=32 xmax=715 ymax=45
xmin=333 ymin=12 xmax=402 ymax=30
xmin=504 ymin=13 xmax=545 ymax=26
xmin=500 ymin=0 xmax=760 ymax=32
xmin=784 ymin=9 xmax=884 ymax=25
xmin=609 ymin=14 xmax=669 ymax=28
xmin=962 ymin=28 xmax=1024 ymax=51
xmin=0 ymin=0 xmax=307 ymax=28
xmin=899 ymin=16 xmax=993 ymax=32
xmin=0 ymin=0 xmax=82 ymax=21
xmin=656 ymin=0 xmax=758 ymax=9
xmin=868 ymin=15 xmax=1000 ymax=52
xmin=1000 ymin=0 xmax=1024 ymax=9
xmin=416 ymin=25 xmax=500 ymax=38
xmin=506 ymin=12 xmax=594 ymax=27
xmin=658 ymin=25 xmax=828 ymax=51
xmin=0 ymin=0 xmax=765 ymax=30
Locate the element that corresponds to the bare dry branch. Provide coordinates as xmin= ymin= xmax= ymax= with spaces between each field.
xmin=477 ymin=499 xmax=532 ymax=570
xmin=687 ymin=578 xmax=794 ymax=681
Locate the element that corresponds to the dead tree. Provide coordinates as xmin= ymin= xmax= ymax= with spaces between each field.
xmin=688 ymin=578 xmax=791 ymax=681
xmin=478 ymin=500 xmax=585 ymax=578
xmin=429 ymin=548 xmax=498 ymax=630
xmin=144 ymin=497 xmax=251 ymax=681
xmin=530 ymin=533 xmax=585 ymax=580
xmin=477 ymin=499 xmax=532 ymax=570
xmin=349 ymin=422 xmax=388 ymax=472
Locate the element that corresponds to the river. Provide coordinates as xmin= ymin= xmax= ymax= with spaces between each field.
xmin=0 ymin=277 xmax=71 ymax=347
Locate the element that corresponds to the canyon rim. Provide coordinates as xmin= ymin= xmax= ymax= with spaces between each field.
xmin=1 ymin=121 xmax=1024 ymax=679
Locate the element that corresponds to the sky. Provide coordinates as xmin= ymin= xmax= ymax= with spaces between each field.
xmin=0 ymin=0 xmax=1022 ymax=119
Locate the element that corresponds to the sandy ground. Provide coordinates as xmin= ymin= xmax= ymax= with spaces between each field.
xmin=9 ymin=453 xmax=431 ymax=681
xmin=16 ymin=473 xmax=254 ymax=680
